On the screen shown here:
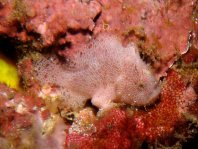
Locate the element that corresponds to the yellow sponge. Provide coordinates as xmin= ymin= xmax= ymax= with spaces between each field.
xmin=0 ymin=58 xmax=20 ymax=89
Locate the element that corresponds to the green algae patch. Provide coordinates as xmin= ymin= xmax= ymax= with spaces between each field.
xmin=0 ymin=58 xmax=20 ymax=89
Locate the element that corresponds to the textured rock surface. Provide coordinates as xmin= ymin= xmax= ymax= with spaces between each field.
xmin=0 ymin=84 xmax=66 ymax=149
xmin=0 ymin=0 xmax=101 ymax=46
xmin=94 ymin=0 xmax=196 ymax=75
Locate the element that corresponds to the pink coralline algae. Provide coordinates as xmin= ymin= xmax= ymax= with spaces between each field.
xmin=128 ymin=70 xmax=197 ymax=142
xmin=93 ymin=0 xmax=196 ymax=76
xmin=0 ymin=84 xmax=66 ymax=149
xmin=65 ymin=109 xmax=131 ymax=149
xmin=0 ymin=0 xmax=101 ymax=46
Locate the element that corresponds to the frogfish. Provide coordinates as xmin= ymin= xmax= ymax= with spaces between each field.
xmin=33 ymin=34 xmax=160 ymax=110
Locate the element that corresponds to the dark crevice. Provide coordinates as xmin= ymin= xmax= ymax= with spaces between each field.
xmin=0 ymin=35 xmax=19 ymax=64
xmin=183 ymin=136 xmax=198 ymax=149
xmin=93 ymin=11 xmax=101 ymax=23
xmin=139 ymin=51 xmax=154 ymax=65
xmin=56 ymin=32 xmax=67 ymax=40
xmin=67 ymin=28 xmax=93 ymax=36
xmin=16 ymin=22 xmax=24 ymax=33
xmin=26 ymin=31 xmax=41 ymax=39
xmin=141 ymin=141 xmax=149 ymax=149
xmin=58 ymin=42 xmax=72 ymax=51
xmin=136 ymin=96 xmax=161 ymax=112
xmin=84 ymin=99 xmax=99 ymax=113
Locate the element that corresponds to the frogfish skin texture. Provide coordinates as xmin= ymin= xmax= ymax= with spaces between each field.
xmin=34 ymin=34 xmax=160 ymax=110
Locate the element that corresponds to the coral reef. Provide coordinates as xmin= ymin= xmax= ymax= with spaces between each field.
xmin=65 ymin=70 xmax=197 ymax=149
xmin=94 ymin=0 xmax=196 ymax=75
xmin=0 ymin=84 xmax=66 ymax=149
xmin=0 ymin=0 xmax=197 ymax=149
xmin=0 ymin=0 xmax=101 ymax=47
xmin=66 ymin=108 xmax=131 ymax=149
